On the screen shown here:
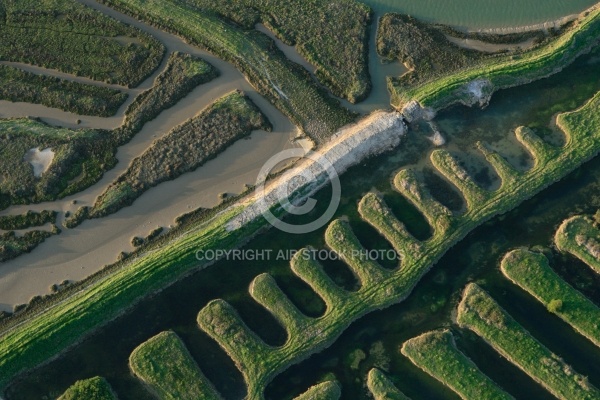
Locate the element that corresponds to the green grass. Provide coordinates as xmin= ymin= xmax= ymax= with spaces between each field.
xmin=92 ymin=90 xmax=269 ymax=217
xmin=501 ymin=249 xmax=600 ymax=348
xmin=193 ymin=92 xmax=600 ymax=398
xmin=186 ymin=0 xmax=372 ymax=103
xmin=1 ymin=0 xmax=164 ymax=87
xmin=401 ymin=329 xmax=512 ymax=400
xmin=556 ymin=215 xmax=600 ymax=273
xmin=457 ymin=283 xmax=599 ymax=400
xmin=129 ymin=330 xmax=221 ymax=399
xmin=98 ymin=0 xmax=356 ymax=142
xmin=367 ymin=368 xmax=410 ymax=400
xmin=0 ymin=65 xmax=128 ymax=116
xmin=0 ymin=210 xmax=56 ymax=230
xmin=58 ymin=376 xmax=116 ymax=400
xmin=387 ymin=6 xmax=600 ymax=112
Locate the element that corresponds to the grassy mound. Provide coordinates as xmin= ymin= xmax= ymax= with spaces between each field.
xmin=457 ymin=283 xmax=599 ymax=399
xmin=556 ymin=215 xmax=600 ymax=274
xmin=58 ymin=376 xmax=116 ymax=400
xmin=0 ymin=229 xmax=55 ymax=262
xmin=0 ymin=0 xmax=164 ymax=87
xmin=294 ymin=380 xmax=341 ymax=400
xmin=501 ymin=249 xmax=600 ymax=348
xmin=129 ymin=331 xmax=221 ymax=399
xmin=401 ymin=329 xmax=512 ymax=400
xmin=367 ymin=368 xmax=410 ymax=400
xmin=187 ymin=0 xmax=372 ymax=103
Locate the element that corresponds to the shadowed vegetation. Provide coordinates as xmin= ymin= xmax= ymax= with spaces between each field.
xmin=0 ymin=0 xmax=164 ymax=87
xmin=58 ymin=376 xmax=117 ymax=400
xmin=0 ymin=65 xmax=128 ymax=116
xmin=0 ymin=209 xmax=56 ymax=230
xmin=379 ymin=6 xmax=600 ymax=113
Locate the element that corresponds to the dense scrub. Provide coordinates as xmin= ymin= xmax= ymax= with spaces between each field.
xmin=0 ymin=53 xmax=217 ymax=211
xmin=0 ymin=229 xmax=54 ymax=262
xmin=187 ymin=0 xmax=372 ymax=103
xmin=115 ymin=52 xmax=219 ymax=143
xmin=0 ymin=210 xmax=56 ymax=230
xmin=98 ymin=0 xmax=356 ymax=142
xmin=377 ymin=14 xmax=486 ymax=87
xmin=58 ymin=376 xmax=116 ymax=400
xmin=0 ymin=0 xmax=164 ymax=87
xmin=92 ymin=90 xmax=269 ymax=217
xmin=0 ymin=65 xmax=128 ymax=116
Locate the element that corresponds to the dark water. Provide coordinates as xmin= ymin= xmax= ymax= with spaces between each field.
xmin=6 ymin=48 xmax=600 ymax=400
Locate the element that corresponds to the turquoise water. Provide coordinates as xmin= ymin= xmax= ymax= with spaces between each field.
xmin=362 ymin=0 xmax=598 ymax=28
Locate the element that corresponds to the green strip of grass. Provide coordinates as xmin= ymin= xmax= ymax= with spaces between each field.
xmin=58 ymin=376 xmax=117 ymax=400
xmin=555 ymin=215 xmax=600 ymax=274
xmin=401 ymin=329 xmax=513 ymax=400
xmin=98 ymin=0 xmax=356 ymax=142
xmin=129 ymin=330 xmax=221 ymax=399
xmin=501 ymin=249 xmax=600 ymax=348
xmin=1 ymin=0 xmax=164 ymax=87
xmin=457 ymin=283 xmax=599 ymax=400
xmin=389 ymin=6 xmax=600 ymax=112
xmin=367 ymin=368 xmax=410 ymax=400
xmin=0 ymin=65 xmax=128 ymax=117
